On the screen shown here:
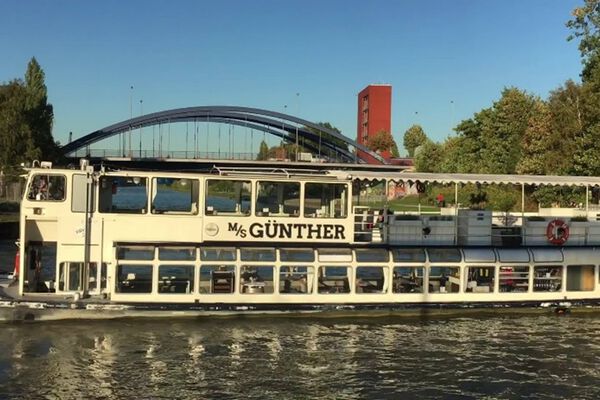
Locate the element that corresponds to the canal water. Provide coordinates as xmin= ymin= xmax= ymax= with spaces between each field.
xmin=0 ymin=313 xmax=599 ymax=399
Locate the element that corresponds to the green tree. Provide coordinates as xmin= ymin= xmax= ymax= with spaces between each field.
xmin=367 ymin=130 xmax=395 ymax=154
xmin=402 ymin=124 xmax=427 ymax=157
xmin=0 ymin=81 xmax=33 ymax=170
xmin=414 ymin=140 xmax=443 ymax=172
xmin=567 ymin=0 xmax=600 ymax=83
xmin=256 ymin=140 xmax=269 ymax=160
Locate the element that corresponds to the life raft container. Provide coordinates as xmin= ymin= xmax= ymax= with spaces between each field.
xmin=546 ymin=219 xmax=569 ymax=245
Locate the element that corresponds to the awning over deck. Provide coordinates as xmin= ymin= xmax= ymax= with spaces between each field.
xmin=336 ymin=171 xmax=600 ymax=187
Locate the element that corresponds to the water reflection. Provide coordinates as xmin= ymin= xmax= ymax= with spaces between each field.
xmin=0 ymin=316 xmax=599 ymax=399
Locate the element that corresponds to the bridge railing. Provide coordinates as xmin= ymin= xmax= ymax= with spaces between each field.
xmin=68 ymin=149 xmax=259 ymax=160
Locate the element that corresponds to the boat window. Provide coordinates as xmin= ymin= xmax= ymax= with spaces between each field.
xmin=71 ymin=174 xmax=95 ymax=212
xmin=256 ymin=181 xmax=300 ymax=217
xmin=116 ymin=265 xmax=153 ymax=293
xmin=199 ymin=265 xmax=235 ymax=294
xmin=567 ymin=265 xmax=595 ymax=291
xmin=158 ymin=265 xmax=194 ymax=294
xmin=117 ymin=246 xmax=155 ymax=260
xmin=240 ymin=266 xmax=274 ymax=294
xmin=465 ymin=266 xmax=495 ymax=293
xmin=463 ymin=249 xmax=496 ymax=263
xmin=200 ymin=247 xmax=236 ymax=261
xmin=27 ymin=174 xmax=66 ymax=201
xmin=279 ymin=266 xmax=314 ymax=294
xmin=393 ymin=267 xmax=424 ymax=293
xmin=280 ymin=248 xmax=315 ymax=262
xmin=240 ymin=248 xmax=276 ymax=262
xmin=205 ymin=179 xmax=251 ymax=215
xmin=355 ymin=266 xmax=387 ymax=293
xmin=317 ymin=248 xmax=352 ymax=263
xmin=498 ymin=249 xmax=530 ymax=263
xmin=99 ymin=176 xmax=148 ymax=214
xmin=151 ymin=178 xmax=199 ymax=215
xmin=499 ymin=266 xmax=529 ymax=292
xmin=159 ymin=247 xmax=196 ymax=261
xmin=533 ymin=266 xmax=562 ymax=292
xmin=24 ymin=242 xmax=57 ymax=293
xmin=392 ymin=248 xmax=426 ymax=263
xmin=428 ymin=267 xmax=460 ymax=293
xmin=304 ymin=183 xmax=347 ymax=218
xmin=88 ymin=262 xmax=107 ymax=291
xmin=355 ymin=248 xmax=389 ymax=263
xmin=427 ymin=249 xmax=462 ymax=263
xmin=58 ymin=262 xmax=84 ymax=291
xmin=318 ymin=266 xmax=350 ymax=293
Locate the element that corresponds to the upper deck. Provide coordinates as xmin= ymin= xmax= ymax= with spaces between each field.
xmin=19 ymin=162 xmax=600 ymax=248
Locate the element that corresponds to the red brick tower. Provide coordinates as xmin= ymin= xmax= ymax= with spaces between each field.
xmin=357 ymin=84 xmax=392 ymax=163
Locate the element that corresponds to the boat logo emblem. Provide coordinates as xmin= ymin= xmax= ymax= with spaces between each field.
xmin=205 ymin=223 xmax=219 ymax=236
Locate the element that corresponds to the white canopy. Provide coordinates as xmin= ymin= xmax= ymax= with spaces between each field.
xmin=335 ymin=171 xmax=600 ymax=187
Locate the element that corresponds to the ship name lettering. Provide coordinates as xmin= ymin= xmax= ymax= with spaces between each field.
xmin=247 ymin=222 xmax=345 ymax=240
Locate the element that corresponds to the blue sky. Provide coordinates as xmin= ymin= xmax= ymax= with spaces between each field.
xmin=0 ymin=0 xmax=584 ymax=156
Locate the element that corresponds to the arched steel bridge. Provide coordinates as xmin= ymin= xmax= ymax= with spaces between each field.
xmin=61 ymin=106 xmax=385 ymax=164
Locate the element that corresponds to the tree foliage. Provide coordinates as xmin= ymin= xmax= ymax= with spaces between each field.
xmin=0 ymin=57 xmax=59 ymax=172
xmin=567 ymin=0 xmax=600 ymax=82
xmin=414 ymin=140 xmax=443 ymax=173
xmin=367 ymin=130 xmax=395 ymax=154
xmin=256 ymin=140 xmax=269 ymax=160
xmin=402 ymin=125 xmax=427 ymax=157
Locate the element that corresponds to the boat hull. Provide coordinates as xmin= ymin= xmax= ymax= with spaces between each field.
xmin=2 ymin=299 xmax=599 ymax=322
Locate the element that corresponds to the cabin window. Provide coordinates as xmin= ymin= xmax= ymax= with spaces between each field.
xmin=279 ymin=266 xmax=314 ymax=294
xmin=159 ymin=247 xmax=196 ymax=261
xmin=158 ymin=265 xmax=194 ymax=294
xmin=280 ymin=248 xmax=315 ymax=262
xmin=116 ymin=265 xmax=153 ymax=293
xmin=199 ymin=265 xmax=235 ymax=294
xmin=428 ymin=267 xmax=460 ymax=293
xmin=567 ymin=265 xmax=595 ymax=291
xmin=465 ymin=266 xmax=495 ymax=293
xmin=151 ymin=178 xmax=199 ymax=214
xmin=25 ymin=242 xmax=57 ymax=293
xmin=240 ymin=266 xmax=274 ymax=294
xmin=256 ymin=181 xmax=300 ymax=217
xmin=99 ymin=176 xmax=148 ymax=214
xmin=200 ymin=247 xmax=236 ymax=261
xmin=28 ymin=174 xmax=66 ymax=201
xmin=304 ymin=183 xmax=347 ymax=218
xmin=318 ymin=266 xmax=350 ymax=293
xmin=205 ymin=179 xmax=251 ymax=215
xmin=71 ymin=174 xmax=95 ymax=212
xmin=355 ymin=248 xmax=389 ymax=263
xmin=240 ymin=248 xmax=276 ymax=262
xmin=317 ymin=248 xmax=352 ymax=263
xmin=393 ymin=267 xmax=424 ymax=293
xmin=58 ymin=262 xmax=83 ymax=291
xmin=499 ymin=266 xmax=529 ymax=292
xmin=88 ymin=262 xmax=107 ymax=291
xmin=392 ymin=248 xmax=426 ymax=263
xmin=427 ymin=249 xmax=462 ymax=263
xmin=355 ymin=266 xmax=387 ymax=293
xmin=533 ymin=266 xmax=562 ymax=292
xmin=117 ymin=246 xmax=155 ymax=260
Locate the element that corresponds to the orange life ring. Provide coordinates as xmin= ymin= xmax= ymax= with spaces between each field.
xmin=546 ymin=219 xmax=569 ymax=245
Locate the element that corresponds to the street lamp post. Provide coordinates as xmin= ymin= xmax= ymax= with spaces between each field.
xmin=295 ymin=92 xmax=299 ymax=161
xmin=139 ymin=99 xmax=143 ymax=157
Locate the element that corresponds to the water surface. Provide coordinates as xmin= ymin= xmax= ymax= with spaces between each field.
xmin=0 ymin=315 xmax=599 ymax=399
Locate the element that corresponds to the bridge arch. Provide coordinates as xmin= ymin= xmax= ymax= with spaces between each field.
xmin=61 ymin=106 xmax=385 ymax=164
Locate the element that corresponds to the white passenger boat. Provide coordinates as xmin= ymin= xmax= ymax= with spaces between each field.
xmin=2 ymin=160 xmax=600 ymax=321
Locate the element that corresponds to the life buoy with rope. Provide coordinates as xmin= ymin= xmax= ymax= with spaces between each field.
xmin=546 ymin=219 xmax=569 ymax=245
xmin=416 ymin=181 xmax=426 ymax=193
